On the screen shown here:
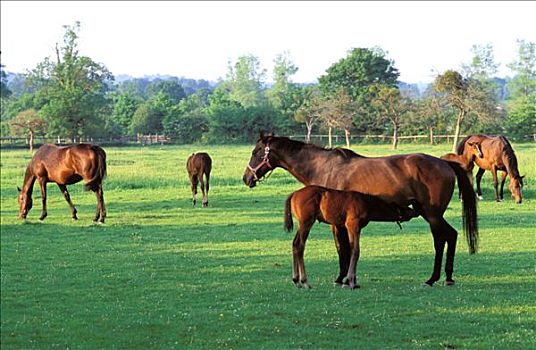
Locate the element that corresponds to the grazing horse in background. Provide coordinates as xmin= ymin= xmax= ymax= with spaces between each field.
xmin=284 ymin=185 xmax=419 ymax=289
xmin=18 ymin=143 xmax=107 ymax=222
xmin=457 ymin=134 xmax=524 ymax=203
xmin=243 ymin=133 xmax=478 ymax=287
xmin=186 ymin=152 xmax=212 ymax=207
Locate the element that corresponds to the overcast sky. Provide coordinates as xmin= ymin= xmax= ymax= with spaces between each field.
xmin=1 ymin=1 xmax=535 ymax=84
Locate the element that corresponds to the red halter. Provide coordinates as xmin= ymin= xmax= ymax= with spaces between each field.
xmin=247 ymin=144 xmax=273 ymax=181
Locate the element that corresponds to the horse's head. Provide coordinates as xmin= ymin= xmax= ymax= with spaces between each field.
xmin=508 ymin=175 xmax=524 ymax=204
xmin=243 ymin=132 xmax=276 ymax=188
xmin=467 ymin=141 xmax=483 ymax=159
xmin=17 ymin=186 xmax=32 ymax=219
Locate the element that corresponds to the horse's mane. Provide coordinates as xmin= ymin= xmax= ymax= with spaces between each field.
xmin=498 ymin=136 xmax=520 ymax=177
xmin=456 ymin=135 xmax=472 ymax=155
xmin=269 ymin=136 xmax=364 ymax=159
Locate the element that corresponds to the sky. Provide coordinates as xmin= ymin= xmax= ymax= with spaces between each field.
xmin=1 ymin=1 xmax=535 ymax=84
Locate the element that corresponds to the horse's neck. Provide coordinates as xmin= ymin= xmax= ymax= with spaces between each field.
xmin=276 ymin=147 xmax=336 ymax=185
xmin=22 ymin=167 xmax=37 ymax=196
xmin=502 ymin=152 xmax=520 ymax=178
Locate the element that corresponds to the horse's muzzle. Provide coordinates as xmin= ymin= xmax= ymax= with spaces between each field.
xmin=243 ymin=173 xmax=257 ymax=188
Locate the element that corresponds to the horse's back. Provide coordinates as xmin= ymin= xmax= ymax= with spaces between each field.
xmin=187 ymin=152 xmax=212 ymax=176
xmin=340 ymin=153 xmax=455 ymax=207
xmin=29 ymin=143 xmax=105 ymax=185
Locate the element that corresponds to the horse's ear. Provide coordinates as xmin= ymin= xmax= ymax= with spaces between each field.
xmin=17 ymin=187 xmax=21 ymax=193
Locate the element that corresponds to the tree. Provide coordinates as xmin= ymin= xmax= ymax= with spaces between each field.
xmin=9 ymin=109 xmax=47 ymax=151
xmin=27 ymin=22 xmax=114 ymax=140
xmin=223 ymin=55 xmax=266 ymax=108
xmin=146 ymin=79 xmax=186 ymax=104
xmin=294 ymin=86 xmax=323 ymax=143
xmin=369 ymin=85 xmax=412 ymax=150
xmin=319 ymin=47 xmax=399 ymax=101
xmin=506 ymin=39 xmax=536 ymax=139
xmin=319 ymin=88 xmax=354 ymax=148
xmin=433 ymin=70 xmax=498 ymax=152
xmin=110 ymin=92 xmax=141 ymax=136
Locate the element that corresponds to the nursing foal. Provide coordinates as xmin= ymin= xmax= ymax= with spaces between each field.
xmin=284 ymin=185 xmax=418 ymax=289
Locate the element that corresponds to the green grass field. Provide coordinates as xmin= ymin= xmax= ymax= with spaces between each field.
xmin=1 ymin=141 xmax=535 ymax=349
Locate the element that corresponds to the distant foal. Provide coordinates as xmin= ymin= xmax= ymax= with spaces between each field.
xmin=284 ymin=185 xmax=418 ymax=289
xmin=186 ymin=152 xmax=212 ymax=207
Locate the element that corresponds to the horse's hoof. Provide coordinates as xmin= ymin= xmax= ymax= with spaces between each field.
xmin=477 ymin=196 xmax=484 ymax=200
xmin=421 ymin=282 xmax=434 ymax=288
xmin=444 ymin=280 xmax=455 ymax=286
xmin=39 ymin=215 xmax=47 ymax=221
xmin=202 ymin=203 xmax=208 ymax=208
xmin=302 ymin=283 xmax=311 ymax=290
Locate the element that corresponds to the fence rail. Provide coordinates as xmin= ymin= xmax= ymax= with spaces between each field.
xmin=1 ymin=133 xmax=534 ymax=149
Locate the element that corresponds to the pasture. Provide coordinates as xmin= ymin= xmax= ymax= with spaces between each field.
xmin=1 ymin=142 xmax=535 ymax=349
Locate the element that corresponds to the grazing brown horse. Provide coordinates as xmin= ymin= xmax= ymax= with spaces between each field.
xmin=18 ymin=143 xmax=107 ymax=222
xmin=284 ymin=185 xmax=419 ymax=289
xmin=186 ymin=152 xmax=212 ymax=207
xmin=243 ymin=133 xmax=478 ymax=286
xmin=457 ymin=134 xmax=524 ymax=203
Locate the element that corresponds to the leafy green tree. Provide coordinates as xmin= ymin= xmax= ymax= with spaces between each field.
xmin=506 ymin=39 xmax=536 ymax=139
xmin=27 ymin=22 xmax=113 ymax=140
xmin=318 ymin=47 xmax=399 ymax=101
xmin=294 ymin=86 xmax=323 ymax=142
xmin=146 ymin=79 xmax=186 ymax=104
xmin=433 ymin=70 xmax=498 ymax=151
xmin=9 ymin=109 xmax=47 ymax=151
xmin=223 ymin=55 xmax=266 ymax=108
xmin=318 ymin=47 xmax=399 ymax=138
xmin=111 ymin=92 xmax=141 ymax=136
xmin=369 ymin=85 xmax=413 ymax=150
xmin=129 ymin=103 xmax=157 ymax=135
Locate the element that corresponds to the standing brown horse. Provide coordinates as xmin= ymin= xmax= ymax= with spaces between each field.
xmin=18 ymin=143 xmax=107 ymax=222
xmin=243 ymin=133 xmax=478 ymax=286
xmin=457 ymin=134 xmax=524 ymax=203
xmin=186 ymin=152 xmax=212 ymax=207
xmin=285 ymin=185 xmax=419 ymax=289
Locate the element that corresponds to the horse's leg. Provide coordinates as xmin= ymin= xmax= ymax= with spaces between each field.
xmin=491 ymin=166 xmax=501 ymax=202
xmin=201 ymin=172 xmax=209 ymax=207
xmin=499 ymin=171 xmax=507 ymax=200
xmin=345 ymin=221 xmax=361 ymax=290
xmin=38 ymin=177 xmax=47 ymax=220
xmin=293 ymin=221 xmax=313 ymax=289
xmin=443 ymin=220 xmax=458 ymax=286
xmin=190 ymin=176 xmax=198 ymax=206
xmin=422 ymin=214 xmax=448 ymax=287
xmin=331 ymin=225 xmax=350 ymax=285
xmin=93 ymin=183 xmax=106 ymax=223
xmin=58 ymin=184 xmax=78 ymax=220
xmin=475 ymin=168 xmax=485 ymax=200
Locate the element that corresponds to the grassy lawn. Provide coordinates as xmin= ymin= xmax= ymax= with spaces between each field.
xmin=1 ymin=141 xmax=535 ymax=349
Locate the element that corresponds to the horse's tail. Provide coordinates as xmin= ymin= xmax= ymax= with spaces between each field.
xmin=456 ymin=135 xmax=472 ymax=155
xmin=85 ymin=145 xmax=107 ymax=191
xmin=446 ymin=160 xmax=479 ymax=254
xmin=284 ymin=193 xmax=294 ymax=233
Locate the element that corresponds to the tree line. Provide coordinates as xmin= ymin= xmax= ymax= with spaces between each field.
xmin=1 ymin=22 xmax=534 ymax=152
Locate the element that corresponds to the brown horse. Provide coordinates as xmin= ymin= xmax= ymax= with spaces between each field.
xmin=186 ymin=152 xmax=212 ymax=207
xmin=284 ymin=185 xmax=419 ymax=289
xmin=243 ymin=133 xmax=478 ymax=286
xmin=18 ymin=143 xmax=107 ymax=222
xmin=457 ymin=134 xmax=524 ymax=203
